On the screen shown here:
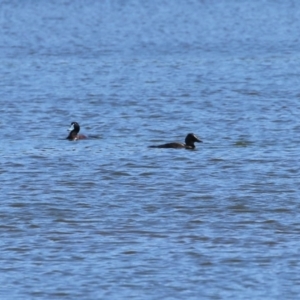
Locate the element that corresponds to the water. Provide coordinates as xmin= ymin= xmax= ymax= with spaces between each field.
xmin=1 ymin=0 xmax=300 ymax=299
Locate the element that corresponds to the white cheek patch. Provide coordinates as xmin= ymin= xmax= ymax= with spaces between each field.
xmin=68 ymin=124 xmax=75 ymax=131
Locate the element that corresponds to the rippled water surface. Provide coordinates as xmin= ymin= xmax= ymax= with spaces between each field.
xmin=1 ymin=0 xmax=300 ymax=299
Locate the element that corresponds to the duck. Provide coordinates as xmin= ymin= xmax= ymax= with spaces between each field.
xmin=149 ymin=133 xmax=202 ymax=149
xmin=66 ymin=122 xmax=87 ymax=140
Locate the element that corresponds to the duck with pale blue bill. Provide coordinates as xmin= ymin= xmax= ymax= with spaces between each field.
xmin=66 ymin=122 xmax=87 ymax=141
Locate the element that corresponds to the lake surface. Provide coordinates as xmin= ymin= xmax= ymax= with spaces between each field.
xmin=1 ymin=0 xmax=300 ymax=299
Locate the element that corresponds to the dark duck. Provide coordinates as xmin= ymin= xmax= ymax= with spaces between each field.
xmin=66 ymin=122 xmax=87 ymax=141
xmin=149 ymin=133 xmax=202 ymax=149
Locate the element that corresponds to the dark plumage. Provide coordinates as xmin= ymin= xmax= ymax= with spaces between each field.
xmin=66 ymin=122 xmax=87 ymax=141
xmin=149 ymin=133 xmax=202 ymax=149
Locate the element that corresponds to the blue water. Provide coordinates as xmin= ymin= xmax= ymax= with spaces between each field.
xmin=1 ymin=0 xmax=300 ymax=299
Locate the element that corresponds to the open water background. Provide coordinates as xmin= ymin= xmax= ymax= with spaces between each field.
xmin=1 ymin=0 xmax=300 ymax=299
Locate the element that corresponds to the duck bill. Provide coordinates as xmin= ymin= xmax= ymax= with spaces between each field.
xmin=194 ymin=135 xmax=202 ymax=142
xmin=68 ymin=124 xmax=74 ymax=131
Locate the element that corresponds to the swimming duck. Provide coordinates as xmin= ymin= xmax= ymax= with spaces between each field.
xmin=149 ymin=133 xmax=202 ymax=149
xmin=66 ymin=122 xmax=87 ymax=140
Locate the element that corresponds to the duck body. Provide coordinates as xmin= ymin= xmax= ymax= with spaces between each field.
xmin=66 ymin=122 xmax=87 ymax=141
xmin=149 ymin=133 xmax=202 ymax=149
xmin=150 ymin=142 xmax=187 ymax=149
